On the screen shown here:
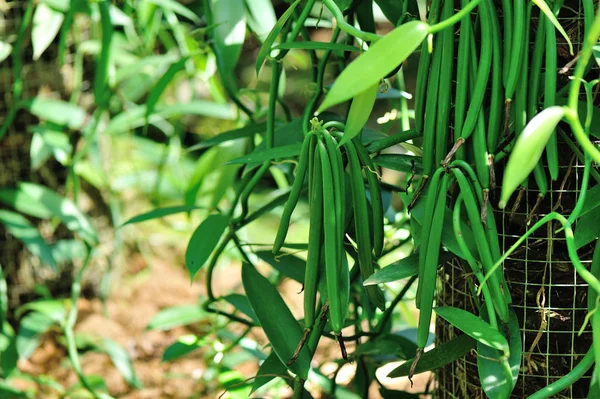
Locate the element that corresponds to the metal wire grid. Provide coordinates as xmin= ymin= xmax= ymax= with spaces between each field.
xmin=436 ymin=1 xmax=598 ymax=398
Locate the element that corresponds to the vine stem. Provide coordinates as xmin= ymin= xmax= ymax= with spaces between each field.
xmin=428 ymin=0 xmax=483 ymax=34
xmin=64 ymin=247 xmax=102 ymax=399
xmin=321 ymin=0 xmax=381 ymax=42
xmin=478 ymin=212 xmax=600 ymax=295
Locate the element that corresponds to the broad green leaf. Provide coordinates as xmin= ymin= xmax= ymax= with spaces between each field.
xmin=0 ymin=210 xmax=57 ymax=270
xmin=255 ymin=0 xmax=301 ymax=75
xmin=0 ymin=183 xmax=98 ymax=245
xmin=477 ymin=306 xmax=521 ymax=399
xmin=32 ymin=4 xmax=64 ymax=60
xmin=17 ymin=311 xmax=55 ymax=360
xmin=317 ymin=21 xmax=429 ymax=112
xmin=434 ymin=307 xmax=509 ymax=354
xmin=162 ymin=334 xmax=206 ymax=361
xmin=595 ymin=45 xmax=600 ymax=68
xmin=121 ymin=205 xmax=202 ymax=226
xmin=387 ymin=334 xmax=475 ymax=377
xmin=146 ymin=0 xmax=200 ymax=23
xmin=22 ymin=98 xmax=87 ymax=130
xmin=212 ymin=0 xmax=246 ymax=74
xmin=30 ymin=127 xmax=72 ymax=170
xmin=245 ymin=0 xmax=276 ymax=42
xmin=187 ymin=123 xmax=266 ymax=152
xmin=373 ymin=153 xmax=423 ymax=174
xmin=222 ymin=294 xmax=258 ymax=324
xmin=146 ymin=305 xmax=207 ymax=331
xmin=363 ymin=251 xmax=453 ymax=286
xmin=499 ymin=106 xmax=565 ymax=208
xmin=186 ymin=214 xmax=229 ymax=280
xmin=532 ymin=0 xmax=573 ymax=55
xmin=576 ymin=183 xmax=600 ymax=220
xmin=242 ymin=264 xmax=311 ymax=380
xmin=273 ymin=42 xmax=361 ymax=52
xmin=16 ymin=300 xmax=66 ymax=325
xmin=95 ymin=338 xmax=142 ymax=388
xmin=250 ymin=350 xmax=287 ymax=393
xmin=226 ymin=143 xmax=302 ymax=165
xmin=339 ymin=84 xmax=379 ymax=146
xmin=255 ymin=251 xmax=305 ymax=283
xmin=0 ymin=41 xmax=12 ymax=62
xmin=575 ymin=204 xmax=600 ymax=249
xmin=145 ymin=57 xmax=188 ymax=118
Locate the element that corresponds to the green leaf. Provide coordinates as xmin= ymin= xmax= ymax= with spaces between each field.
xmin=434 ymin=307 xmax=509 ymax=354
xmin=317 ymin=21 xmax=429 ymax=112
xmin=22 ymin=98 xmax=87 ymax=130
xmin=273 ymin=42 xmax=361 ymax=52
xmin=162 ymin=334 xmax=206 ymax=361
xmin=95 ymin=338 xmax=142 ymax=388
xmin=250 ymin=350 xmax=287 ymax=394
xmin=226 ymin=143 xmax=302 ymax=165
xmin=16 ymin=300 xmax=66 ymax=325
xmin=121 ymin=205 xmax=202 ymax=226
xmin=187 ymin=123 xmax=266 ymax=152
xmin=379 ymin=388 xmax=419 ymax=399
xmin=244 ymin=0 xmax=276 ymax=42
xmin=32 ymin=3 xmax=64 ymax=60
xmin=146 ymin=0 xmax=200 ymax=23
xmin=30 ymin=127 xmax=72 ymax=170
xmin=145 ymin=57 xmax=188 ymax=118
xmin=387 ymin=334 xmax=475 ymax=377
xmin=0 ymin=183 xmax=98 ymax=245
xmin=355 ymin=333 xmax=418 ymax=360
xmin=338 ymin=84 xmax=379 ymax=146
xmin=94 ymin=1 xmax=113 ymax=107
xmin=373 ymin=154 xmax=423 ymax=174
xmin=477 ymin=307 xmax=521 ymax=399
xmin=576 ymin=183 xmax=600 ymax=220
xmin=255 ymin=251 xmax=305 ymax=283
xmin=242 ymin=264 xmax=311 ymax=380
xmin=186 ymin=214 xmax=229 ymax=280
xmin=363 ymin=251 xmax=453 ymax=286
xmin=532 ymin=0 xmax=573 ymax=55
xmin=146 ymin=305 xmax=207 ymax=331
xmin=17 ymin=312 xmax=55 ymax=360
xmin=255 ymin=0 xmax=301 ymax=76
xmin=575 ymin=204 xmax=600 ymax=249
xmin=499 ymin=106 xmax=565 ymax=209
xmin=222 ymin=294 xmax=258 ymax=324
xmin=212 ymin=0 xmax=246 ymax=74
xmin=0 ymin=210 xmax=57 ymax=271
xmin=0 ymin=381 xmax=27 ymax=398
xmin=104 ymin=101 xmax=235 ymax=135
xmin=0 ymin=41 xmax=12 ymax=63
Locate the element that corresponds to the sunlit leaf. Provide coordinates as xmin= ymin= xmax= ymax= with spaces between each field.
xmin=162 ymin=334 xmax=206 ymax=361
xmin=22 ymin=98 xmax=87 ymax=130
xmin=255 ymin=0 xmax=301 ymax=75
xmin=0 ymin=41 xmax=12 ymax=63
xmin=435 ymin=307 xmax=509 ymax=354
xmin=121 ymin=205 xmax=202 ymax=226
xmin=95 ymin=338 xmax=142 ymax=388
xmin=17 ymin=311 xmax=55 ymax=360
xmin=32 ymin=4 xmax=64 ymax=60
xmin=317 ymin=21 xmax=429 ymax=112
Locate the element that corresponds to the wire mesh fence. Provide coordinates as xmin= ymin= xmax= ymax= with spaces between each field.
xmin=436 ymin=1 xmax=598 ymax=397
